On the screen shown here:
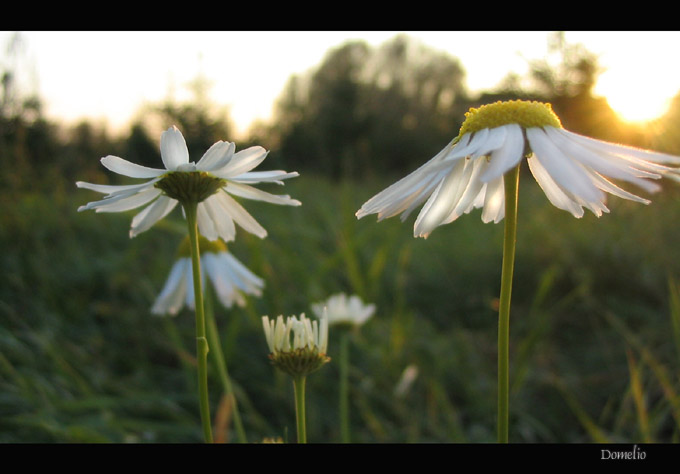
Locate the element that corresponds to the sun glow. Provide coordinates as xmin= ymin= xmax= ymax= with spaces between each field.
xmin=595 ymin=70 xmax=676 ymax=124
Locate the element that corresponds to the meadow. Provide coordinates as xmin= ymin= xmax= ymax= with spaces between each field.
xmin=2 ymin=169 xmax=680 ymax=443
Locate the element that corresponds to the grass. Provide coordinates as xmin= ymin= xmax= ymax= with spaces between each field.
xmin=1 ymin=170 xmax=680 ymax=442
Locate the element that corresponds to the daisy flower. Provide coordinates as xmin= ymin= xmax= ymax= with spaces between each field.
xmin=356 ymin=100 xmax=680 ymax=238
xmin=311 ymin=293 xmax=375 ymax=328
xmin=77 ymin=125 xmax=300 ymax=241
xmin=151 ymin=235 xmax=264 ymax=315
xmin=262 ymin=313 xmax=330 ymax=377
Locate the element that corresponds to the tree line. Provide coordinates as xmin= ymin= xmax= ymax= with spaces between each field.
xmin=3 ymin=32 xmax=680 ymax=193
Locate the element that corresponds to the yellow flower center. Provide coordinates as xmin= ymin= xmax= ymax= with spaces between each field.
xmin=457 ymin=100 xmax=562 ymax=139
xmin=176 ymin=234 xmax=227 ymax=258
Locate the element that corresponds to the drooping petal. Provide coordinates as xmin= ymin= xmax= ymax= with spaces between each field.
xmin=558 ymin=128 xmax=680 ymax=166
xmin=93 ymin=187 xmax=162 ymax=213
xmin=469 ymin=125 xmax=507 ymax=159
xmin=480 ymin=176 xmax=505 ymax=223
xmin=160 ymin=126 xmax=190 ymax=171
xmin=76 ymin=178 xmax=161 ymax=196
xmin=196 ymin=201 xmax=219 ymax=241
xmin=101 ymin=155 xmax=166 ymax=178
xmin=446 ymin=130 xmax=488 ymax=161
xmin=129 ymin=195 xmax=178 ymax=237
xmin=77 ymin=181 xmax=158 ymax=212
xmin=527 ymin=127 xmax=604 ymax=206
xmin=356 ymin=137 xmax=459 ymax=220
xmin=202 ymin=253 xmax=243 ymax=308
xmin=221 ymin=252 xmax=265 ymax=293
xmin=527 ymin=154 xmax=585 ymax=218
xmin=413 ymin=158 xmax=470 ymax=238
xmin=213 ymin=190 xmax=268 ymax=239
xmin=201 ymin=195 xmax=237 ymax=242
xmin=196 ymin=141 xmax=235 ymax=171
xmin=151 ymin=258 xmax=189 ymax=316
xmin=544 ymin=127 xmax=665 ymax=195
xmin=184 ymin=256 xmax=199 ymax=310
xmin=582 ymin=168 xmax=651 ymax=205
xmin=443 ymin=157 xmax=490 ymax=223
xmin=479 ymin=124 xmax=525 ymax=183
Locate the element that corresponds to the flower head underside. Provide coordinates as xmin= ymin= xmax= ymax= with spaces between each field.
xmin=77 ymin=125 xmax=301 ymax=241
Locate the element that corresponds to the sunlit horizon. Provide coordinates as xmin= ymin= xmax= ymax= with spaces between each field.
xmin=3 ymin=31 xmax=680 ymax=136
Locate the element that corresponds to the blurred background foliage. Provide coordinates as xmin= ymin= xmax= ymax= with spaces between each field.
xmin=1 ymin=32 xmax=680 ymax=443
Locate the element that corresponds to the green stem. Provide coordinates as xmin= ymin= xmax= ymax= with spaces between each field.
xmin=184 ymin=202 xmax=213 ymax=443
xmin=293 ymin=376 xmax=307 ymax=443
xmin=204 ymin=290 xmax=247 ymax=443
xmin=339 ymin=331 xmax=350 ymax=443
xmin=498 ymin=164 xmax=520 ymax=444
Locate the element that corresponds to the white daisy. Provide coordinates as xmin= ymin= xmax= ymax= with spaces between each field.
xmin=311 ymin=293 xmax=375 ymax=328
xmin=356 ymin=100 xmax=680 ymax=238
xmin=262 ymin=313 xmax=330 ymax=377
xmin=77 ymin=125 xmax=301 ymax=241
xmin=151 ymin=236 xmax=264 ymax=315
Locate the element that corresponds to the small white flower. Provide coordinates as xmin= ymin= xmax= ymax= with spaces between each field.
xmin=356 ymin=100 xmax=680 ymax=238
xmin=262 ymin=313 xmax=328 ymax=355
xmin=77 ymin=125 xmax=300 ymax=240
xmin=311 ymin=293 xmax=375 ymax=328
xmin=262 ymin=313 xmax=330 ymax=377
xmin=151 ymin=237 xmax=264 ymax=315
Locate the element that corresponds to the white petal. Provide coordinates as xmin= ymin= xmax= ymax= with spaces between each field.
xmin=77 ymin=181 xmax=158 ymax=212
xmin=225 ymin=181 xmax=301 ymax=206
xmin=129 ymin=195 xmax=178 ymax=237
xmin=202 ymin=253 xmax=240 ymax=308
xmin=356 ymin=137 xmax=459 ymax=220
xmin=101 ymin=155 xmax=166 ymax=178
xmin=469 ymin=126 xmax=507 ymax=158
xmin=397 ymin=167 xmax=451 ymax=222
xmin=214 ymin=190 xmax=268 ymax=239
xmin=479 ymin=124 xmax=526 ymax=182
xmin=94 ymin=187 xmax=162 ymax=213
xmin=559 ymin=128 xmax=680 ymax=165
xmin=221 ymin=252 xmax=265 ymax=292
xmin=546 ymin=127 xmax=662 ymax=193
xmin=196 ymin=202 xmax=218 ymax=241
xmin=527 ymin=154 xmax=584 ymax=218
xmin=526 ymin=127 xmax=603 ymax=205
xmin=413 ymin=158 xmax=470 ymax=237
xmin=212 ymin=146 xmax=268 ymax=178
xmin=446 ymin=130 xmax=488 ymax=160
xmin=583 ymin=169 xmax=651 ymax=204
xmin=184 ymin=256 xmax=198 ymax=310
xmin=196 ymin=141 xmax=235 ymax=171
xmin=480 ymin=176 xmax=505 ymax=223
xmin=160 ymin=126 xmax=190 ymax=171
xmin=201 ymin=195 xmax=237 ymax=242
xmin=444 ymin=157 xmax=489 ymax=223
xmin=151 ymin=258 xmax=189 ymax=315
xmin=232 ymin=170 xmax=299 ymax=185
xmin=76 ymin=178 xmax=161 ymax=196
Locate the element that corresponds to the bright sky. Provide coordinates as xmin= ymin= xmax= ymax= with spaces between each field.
xmin=3 ymin=31 xmax=680 ymax=138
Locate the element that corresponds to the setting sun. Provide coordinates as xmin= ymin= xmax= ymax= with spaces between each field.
xmin=602 ymin=86 xmax=673 ymax=124
xmin=590 ymin=45 xmax=679 ymax=124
